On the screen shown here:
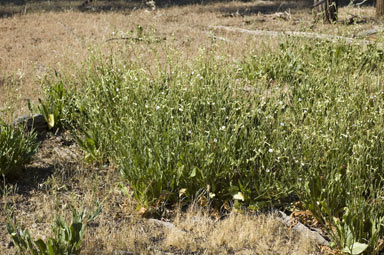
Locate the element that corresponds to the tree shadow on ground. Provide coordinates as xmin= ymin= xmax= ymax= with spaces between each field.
xmin=0 ymin=165 xmax=54 ymax=196
xmin=0 ymin=133 xmax=78 ymax=196
xmin=0 ymin=0 xmax=316 ymax=18
xmin=0 ymin=0 xmax=376 ymax=19
xmin=0 ymin=0 xmax=376 ymax=18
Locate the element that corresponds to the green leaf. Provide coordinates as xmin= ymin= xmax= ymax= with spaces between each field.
xmin=189 ymin=168 xmax=196 ymax=178
xmin=47 ymin=114 xmax=55 ymax=129
xmin=343 ymin=242 xmax=369 ymax=255
xmin=34 ymin=239 xmax=47 ymax=254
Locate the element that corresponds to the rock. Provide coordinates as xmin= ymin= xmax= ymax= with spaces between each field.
xmin=13 ymin=114 xmax=48 ymax=134
xmin=276 ymin=210 xmax=330 ymax=246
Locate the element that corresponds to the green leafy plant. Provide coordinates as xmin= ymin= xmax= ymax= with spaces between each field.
xmin=38 ymin=80 xmax=75 ymax=131
xmin=6 ymin=205 xmax=102 ymax=255
xmin=40 ymin=38 xmax=384 ymax=253
xmin=0 ymin=121 xmax=39 ymax=178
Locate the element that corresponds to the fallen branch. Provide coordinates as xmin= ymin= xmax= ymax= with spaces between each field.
xmin=106 ymin=37 xmax=145 ymax=42
xmin=209 ymin=25 xmax=377 ymax=46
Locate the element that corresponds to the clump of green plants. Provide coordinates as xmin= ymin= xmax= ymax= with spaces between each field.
xmin=6 ymin=205 xmax=102 ymax=255
xmin=41 ymin=39 xmax=384 ymax=253
xmin=240 ymin=40 xmax=384 ymax=254
xmin=62 ymin=51 xmax=297 ymax=210
xmin=0 ymin=120 xmax=39 ymax=178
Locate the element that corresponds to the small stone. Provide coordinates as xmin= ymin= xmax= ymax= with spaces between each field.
xmin=13 ymin=114 xmax=48 ymax=134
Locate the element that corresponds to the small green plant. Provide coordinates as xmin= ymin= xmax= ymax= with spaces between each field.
xmin=6 ymin=205 xmax=102 ymax=255
xmin=0 ymin=120 xmax=39 ymax=178
xmin=38 ymin=80 xmax=75 ymax=131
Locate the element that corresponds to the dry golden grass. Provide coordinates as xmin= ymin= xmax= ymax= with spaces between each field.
xmin=0 ymin=1 xmax=381 ymax=254
xmin=0 ymin=1 xmax=379 ymax=118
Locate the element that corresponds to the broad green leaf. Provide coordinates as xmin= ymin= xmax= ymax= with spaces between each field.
xmin=343 ymin=242 xmax=369 ymax=255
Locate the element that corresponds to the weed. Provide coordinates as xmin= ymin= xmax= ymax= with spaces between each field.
xmin=6 ymin=205 xmax=102 ymax=255
xmin=0 ymin=120 xmax=39 ymax=178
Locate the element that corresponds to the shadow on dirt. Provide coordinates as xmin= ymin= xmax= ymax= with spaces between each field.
xmin=0 ymin=0 xmax=376 ymax=18
xmin=0 ymin=133 xmax=78 ymax=196
xmin=0 ymin=0 xmax=315 ymax=18
xmin=0 ymin=165 xmax=54 ymax=196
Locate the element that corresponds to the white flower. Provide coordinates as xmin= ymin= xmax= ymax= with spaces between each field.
xmin=220 ymin=125 xmax=226 ymax=131
xmin=214 ymin=138 xmax=218 ymax=143
xmin=280 ymin=122 xmax=284 ymax=127
xmin=268 ymin=148 xmax=273 ymax=153
xmin=188 ymin=130 xmax=192 ymax=134
xmin=156 ymin=105 xmax=160 ymax=110
xmin=233 ymin=192 xmax=245 ymax=201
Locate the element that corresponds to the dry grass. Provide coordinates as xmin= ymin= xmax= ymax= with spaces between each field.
xmin=0 ymin=1 xmax=379 ymax=118
xmin=0 ymin=1 xmax=381 ymax=254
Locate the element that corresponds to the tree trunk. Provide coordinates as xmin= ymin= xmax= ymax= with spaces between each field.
xmin=377 ymin=0 xmax=384 ymax=18
xmin=313 ymin=0 xmax=338 ymax=23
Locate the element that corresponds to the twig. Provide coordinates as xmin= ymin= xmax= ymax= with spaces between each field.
xmin=355 ymin=0 xmax=369 ymax=6
xmin=105 ymin=37 xmax=165 ymax=43
xmin=105 ymin=37 xmax=145 ymax=42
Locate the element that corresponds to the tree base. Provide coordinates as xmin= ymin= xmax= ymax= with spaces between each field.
xmin=313 ymin=0 xmax=338 ymax=23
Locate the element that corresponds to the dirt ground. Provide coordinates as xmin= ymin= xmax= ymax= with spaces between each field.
xmin=0 ymin=1 xmax=381 ymax=254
